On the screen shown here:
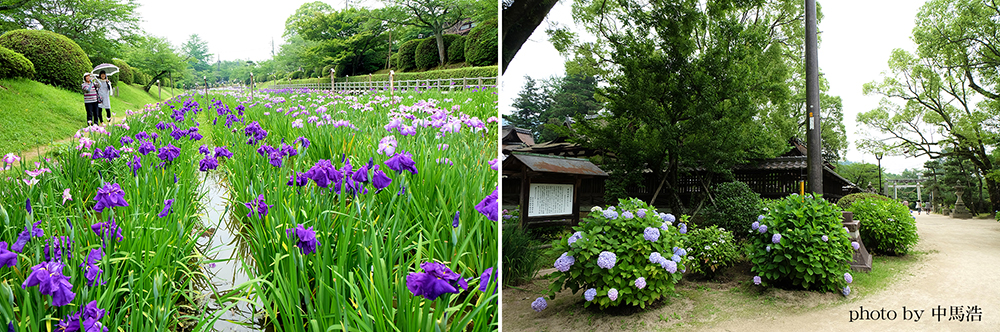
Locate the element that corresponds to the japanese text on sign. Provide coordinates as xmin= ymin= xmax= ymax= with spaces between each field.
xmin=527 ymin=183 xmax=573 ymax=217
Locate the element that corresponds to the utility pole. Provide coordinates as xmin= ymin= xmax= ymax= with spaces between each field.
xmin=805 ymin=0 xmax=823 ymax=195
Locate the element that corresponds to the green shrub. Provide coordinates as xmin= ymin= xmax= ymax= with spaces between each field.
xmin=846 ymin=197 xmax=918 ymax=255
xmin=415 ymin=37 xmax=439 ymax=70
xmin=837 ymin=193 xmax=891 ymax=210
xmin=448 ymin=35 xmax=466 ymax=63
xmin=397 ymin=39 xmax=420 ymax=71
xmin=465 ymin=18 xmax=498 ymax=66
xmin=995 ymin=210 xmax=1000 ymax=221
xmin=749 ymin=194 xmax=854 ymax=294
xmin=503 ymin=225 xmax=540 ymax=286
xmin=0 ymin=46 xmax=34 ymax=79
xmin=0 ymin=29 xmax=92 ymax=91
xmin=683 ymin=225 xmax=740 ymax=279
xmin=546 ymin=198 xmax=690 ymax=309
xmin=415 ymin=35 xmax=460 ymax=70
xmin=704 ymin=181 xmax=761 ymax=239
xmin=112 ymin=58 xmax=133 ymax=85
xmin=389 ymin=53 xmax=399 ymax=69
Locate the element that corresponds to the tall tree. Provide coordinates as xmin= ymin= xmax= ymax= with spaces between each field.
xmin=381 ymin=0 xmax=470 ymax=67
xmin=292 ymin=7 xmax=391 ymax=76
xmin=124 ymin=35 xmax=187 ymax=92
xmin=557 ymin=0 xmax=798 ymax=211
xmin=181 ymin=34 xmax=212 ymax=73
xmin=860 ymin=47 xmax=999 ymax=212
xmin=505 ymin=76 xmax=550 ymax=134
xmin=835 ymin=162 xmax=881 ymax=191
xmin=3 ymin=0 xmax=141 ymax=61
xmin=540 ymin=73 xmax=600 ymax=142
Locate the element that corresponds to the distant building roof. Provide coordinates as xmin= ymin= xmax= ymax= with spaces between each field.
xmin=504 ymin=152 xmax=608 ymax=176
xmin=502 ymin=126 xmax=535 ymax=152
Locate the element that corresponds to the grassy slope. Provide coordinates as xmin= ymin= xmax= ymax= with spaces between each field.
xmin=0 ymin=78 xmax=179 ymax=155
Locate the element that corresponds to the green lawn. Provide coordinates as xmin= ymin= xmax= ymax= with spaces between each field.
xmin=0 ymin=78 xmax=180 ymax=155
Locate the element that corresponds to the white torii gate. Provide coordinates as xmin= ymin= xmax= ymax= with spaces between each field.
xmin=885 ymin=178 xmax=927 ymax=202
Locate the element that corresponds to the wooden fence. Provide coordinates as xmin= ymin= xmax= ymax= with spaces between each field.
xmin=264 ymin=77 xmax=497 ymax=92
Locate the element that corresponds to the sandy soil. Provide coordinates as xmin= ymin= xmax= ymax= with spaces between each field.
xmin=502 ymin=213 xmax=1000 ymax=331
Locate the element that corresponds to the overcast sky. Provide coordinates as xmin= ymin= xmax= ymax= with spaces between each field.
xmin=501 ymin=0 xmax=931 ymax=174
xmin=134 ymin=0 xmax=379 ymax=62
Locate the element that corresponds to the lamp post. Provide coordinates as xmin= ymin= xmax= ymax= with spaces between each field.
xmin=874 ymin=152 xmax=884 ymax=195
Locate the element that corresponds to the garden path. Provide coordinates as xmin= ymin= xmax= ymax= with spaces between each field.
xmin=503 ymin=213 xmax=1000 ymax=331
xmin=701 ymin=213 xmax=1000 ymax=332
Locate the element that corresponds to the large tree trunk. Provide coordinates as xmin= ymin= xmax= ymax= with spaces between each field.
xmin=986 ymin=177 xmax=1000 ymax=214
xmin=143 ymin=71 xmax=169 ymax=92
xmin=435 ymin=32 xmax=446 ymax=66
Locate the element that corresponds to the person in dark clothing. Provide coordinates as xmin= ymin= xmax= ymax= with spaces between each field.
xmin=82 ymin=73 xmax=101 ymax=125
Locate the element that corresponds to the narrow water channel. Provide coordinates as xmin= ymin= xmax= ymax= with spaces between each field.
xmin=196 ymin=172 xmax=263 ymax=332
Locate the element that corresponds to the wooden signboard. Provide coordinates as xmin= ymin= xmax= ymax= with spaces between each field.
xmin=527 ymin=183 xmax=574 ymax=217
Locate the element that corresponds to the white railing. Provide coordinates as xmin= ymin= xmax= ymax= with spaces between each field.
xmin=265 ymin=77 xmax=497 ymax=92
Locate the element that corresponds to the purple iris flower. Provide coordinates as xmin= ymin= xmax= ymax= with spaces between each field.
xmin=137 ymin=140 xmax=156 ymax=155
xmin=56 ymin=300 xmax=107 ymax=332
xmin=243 ymin=121 xmax=267 ymax=145
xmin=170 ymin=128 xmax=188 ymax=140
xmin=285 ymin=224 xmax=321 ymax=255
xmin=406 ymin=261 xmax=468 ymax=300
xmin=256 ymin=144 xmax=276 ymax=157
xmin=287 ymin=172 xmax=309 ymax=187
xmin=157 ymin=143 xmax=180 ymax=162
xmin=306 ymin=160 xmax=338 ymax=188
xmin=0 ymin=242 xmax=17 ymax=268
xmin=102 ymin=146 xmax=120 ymax=161
xmin=198 ymin=145 xmax=211 ymax=155
xmin=474 ymin=188 xmax=499 ymax=221
xmin=268 ymin=150 xmax=283 ymax=168
xmin=22 ymin=261 xmax=75 ymax=307
xmin=43 ymin=236 xmax=72 ymax=262
xmin=214 ymin=146 xmax=233 ymax=159
xmin=119 ymin=136 xmax=134 ymax=146
xmin=479 ymin=267 xmax=494 ymax=292
xmin=92 ymin=183 xmax=128 ymax=213
xmin=199 ymin=156 xmax=219 ymax=172
xmin=293 ymin=136 xmax=310 ymax=149
xmin=188 ymin=131 xmax=203 ymax=141
xmin=91 ymin=217 xmax=124 ymax=243
xmin=158 ymin=199 xmax=174 ymax=218
xmin=12 ymin=220 xmax=43 ymax=252
xmin=280 ymin=142 xmax=297 ymax=157
xmin=371 ymin=165 xmax=392 ymax=192
xmin=385 ymin=152 xmax=418 ymax=175
xmin=135 ymin=131 xmax=149 ymax=141
xmin=453 ymin=211 xmax=460 ymax=228
xmin=25 ymin=198 xmax=31 ymax=215
xmin=244 ymin=194 xmax=272 ymax=219
xmin=126 ymin=154 xmax=141 ymax=176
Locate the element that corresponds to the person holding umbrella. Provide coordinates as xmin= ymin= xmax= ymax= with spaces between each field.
xmin=96 ymin=70 xmax=112 ymax=123
xmin=82 ymin=72 xmax=100 ymax=125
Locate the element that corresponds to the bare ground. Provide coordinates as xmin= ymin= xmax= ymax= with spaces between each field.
xmin=502 ymin=213 xmax=1000 ymax=331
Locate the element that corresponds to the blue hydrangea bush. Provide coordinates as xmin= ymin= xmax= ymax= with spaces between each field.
xmin=546 ymin=198 xmax=689 ymax=309
xmin=749 ymin=194 xmax=854 ymax=293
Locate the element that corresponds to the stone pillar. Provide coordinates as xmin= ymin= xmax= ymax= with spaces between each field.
xmin=843 ymin=211 xmax=872 ymax=272
xmin=952 ymin=185 xmax=973 ymax=219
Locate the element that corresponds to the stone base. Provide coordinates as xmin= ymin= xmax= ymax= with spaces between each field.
xmin=842 ymin=211 xmax=872 ymax=272
xmin=952 ymin=205 xmax=973 ymax=219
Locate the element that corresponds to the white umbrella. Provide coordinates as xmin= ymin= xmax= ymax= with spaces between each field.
xmin=92 ymin=63 xmax=119 ymax=76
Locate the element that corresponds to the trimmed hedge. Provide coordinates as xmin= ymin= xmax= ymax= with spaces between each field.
xmin=0 ymin=46 xmax=35 ymax=79
xmin=465 ymin=18 xmax=498 ymax=66
xmin=0 ymin=29 xmax=92 ymax=91
xmin=397 ymin=39 xmax=420 ymax=71
xmin=837 ymin=193 xmax=892 ymax=211
xmin=846 ymin=197 xmax=918 ymax=255
xmin=280 ymin=66 xmax=497 ymax=85
xmin=448 ymin=35 xmax=466 ymax=63
xmin=416 ymin=35 xmax=461 ymax=70
xmin=112 ymin=58 xmax=133 ymax=85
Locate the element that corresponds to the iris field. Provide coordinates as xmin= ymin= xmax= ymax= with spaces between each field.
xmin=0 ymin=86 xmax=499 ymax=331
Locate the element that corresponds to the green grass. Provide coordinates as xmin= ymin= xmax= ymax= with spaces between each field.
xmin=0 ymin=77 xmax=181 ymax=156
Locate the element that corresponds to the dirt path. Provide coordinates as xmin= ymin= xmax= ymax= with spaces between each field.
xmin=503 ymin=213 xmax=1000 ymax=331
